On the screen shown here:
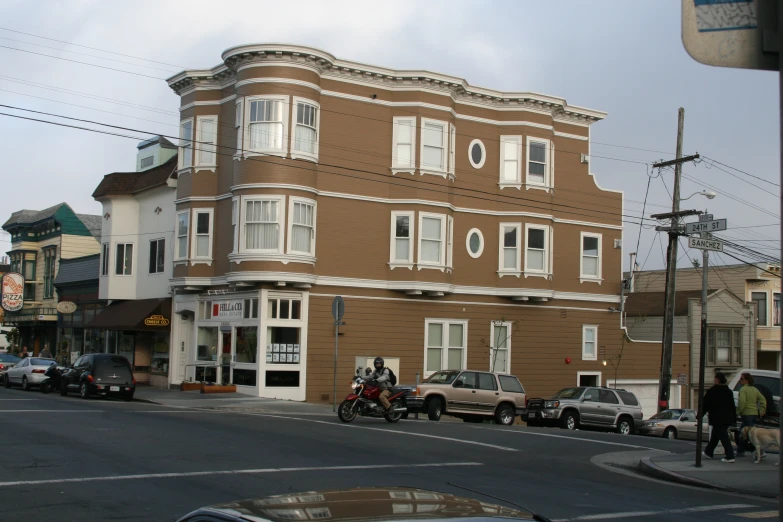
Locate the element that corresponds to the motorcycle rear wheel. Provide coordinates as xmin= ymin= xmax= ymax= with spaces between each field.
xmin=337 ymin=400 xmax=358 ymax=423
xmin=40 ymin=381 xmax=51 ymax=394
xmin=384 ymin=401 xmax=404 ymax=423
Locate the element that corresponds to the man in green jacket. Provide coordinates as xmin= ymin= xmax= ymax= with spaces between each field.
xmin=736 ymin=373 xmax=767 ymax=457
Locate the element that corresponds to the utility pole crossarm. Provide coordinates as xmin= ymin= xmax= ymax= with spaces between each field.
xmin=652 ymin=154 xmax=700 ymax=168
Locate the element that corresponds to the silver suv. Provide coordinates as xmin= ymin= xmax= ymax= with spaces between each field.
xmin=525 ymin=386 xmax=643 ymax=435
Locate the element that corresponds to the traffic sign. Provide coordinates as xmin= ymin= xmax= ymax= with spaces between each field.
xmin=689 ymin=236 xmax=724 ymax=252
xmin=685 ymin=219 xmax=727 ymax=234
xmin=677 ymin=373 xmax=688 ymax=386
xmin=332 ymin=296 xmax=345 ymax=323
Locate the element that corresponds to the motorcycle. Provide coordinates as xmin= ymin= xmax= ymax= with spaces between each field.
xmin=40 ymin=364 xmax=66 ymax=394
xmin=337 ymin=368 xmax=409 ymax=423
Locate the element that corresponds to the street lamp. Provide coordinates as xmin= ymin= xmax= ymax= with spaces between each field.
xmin=680 ymin=189 xmax=716 ymax=201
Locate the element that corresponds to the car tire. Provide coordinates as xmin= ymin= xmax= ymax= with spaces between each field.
xmin=495 ymin=404 xmax=515 ymax=426
xmin=60 ymin=382 xmax=68 ymax=396
xmin=22 ymin=376 xmax=30 ymax=391
xmin=616 ymin=416 xmax=633 ymax=435
xmin=4 ymin=375 xmax=10 ymax=388
xmin=560 ymin=411 xmax=579 ymax=430
xmin=663 ymin=427 xmax=677 ymax=439
xmin=123 ymin=392 xmax=134 ymax=403
xmin=427 ymin=398 xmax=443 ymax=421
xmin=80 ymin=382 xmax=90 ymax=400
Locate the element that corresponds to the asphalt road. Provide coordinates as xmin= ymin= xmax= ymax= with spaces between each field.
xmin=0 ymin=387 xmax=777 ymax=522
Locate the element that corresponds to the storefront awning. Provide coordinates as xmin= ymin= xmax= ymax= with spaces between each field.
xmin=86 ymin=298 xmax=171 ymax=331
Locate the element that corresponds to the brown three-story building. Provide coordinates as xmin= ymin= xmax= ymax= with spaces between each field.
xmin=166 ymin=44 xmax=629 ymax=404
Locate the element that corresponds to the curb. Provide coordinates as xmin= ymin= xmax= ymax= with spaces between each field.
xmin=133 ymin=397 xmax=165 ymax=405
xmin=638 ymin=457 xmax=779 ymax=499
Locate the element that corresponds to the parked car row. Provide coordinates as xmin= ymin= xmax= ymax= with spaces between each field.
xmin=2 ymin=353 xmax=136 ymax=401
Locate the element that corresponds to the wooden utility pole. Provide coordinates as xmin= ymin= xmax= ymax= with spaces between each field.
xmin=651 ymin=108 xmax=700 ymax=413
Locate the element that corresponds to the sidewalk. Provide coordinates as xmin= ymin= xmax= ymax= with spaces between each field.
xmin=639 ymin=452 xmax=780 ymax=498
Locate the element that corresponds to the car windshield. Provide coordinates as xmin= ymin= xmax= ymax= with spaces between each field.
xmin=424 ymin=371 xmax=460 ymax=384
xmin=553 ymin=387 xmax=585 ymax=399
xmin=0 ymin=354 xmax=20 ymax=363
xmin=651 ymin=410 xmax=682 ymax=420
xmin=30 ymin=358 xmax=55 ymax=366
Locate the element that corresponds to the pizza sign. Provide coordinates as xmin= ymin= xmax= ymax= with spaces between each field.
xmin=1 ymin=272 xmax=24 ymax=312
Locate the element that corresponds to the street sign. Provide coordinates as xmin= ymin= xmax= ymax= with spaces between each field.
xmin=331 ymin=296 xmax=345 ymax=323
xmin=699 ymin=214 xmax=713 ymax=222
xmin=689 ymin=236 xmax=724 ymax=252
xmin=685 ymin=219 xmax=727 ymax=234
xmin=681 ymin=0 xmax=777 ymax=71
xmin=677 ymin=373 xmax=688 ymax=385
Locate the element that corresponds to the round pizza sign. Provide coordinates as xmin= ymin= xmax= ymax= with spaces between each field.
xmin=1 ymin=272 xmax=24 ymax=312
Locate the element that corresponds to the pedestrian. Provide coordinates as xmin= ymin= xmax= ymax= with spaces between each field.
xmin=20 ymin=346 xmax=29 ymax=358
xmin=39 ymin=344 xmax=52 ymax=359
xmin=703 ymin=372 xmax=736 ymax=463
xmin=736 ymin=372 xmax=767 ymax=458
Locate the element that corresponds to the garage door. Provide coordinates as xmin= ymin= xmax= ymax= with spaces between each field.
xmin=607 ymin=380 xmax=681 ymax=419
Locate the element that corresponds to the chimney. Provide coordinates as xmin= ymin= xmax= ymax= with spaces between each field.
xmin=136 ymin=136 xmax=177 ymax=172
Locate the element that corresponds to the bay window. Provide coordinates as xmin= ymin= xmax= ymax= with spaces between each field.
xmin=525 ymin=224 xmax=551 ymax=276
xmin=420 ymin=118 xmax=448 ymax=175
xmin=500 ymin=136 xmax=522 ymax=186
xmin=391 ymin=116 xmax=416 ymax=173
xmin=179 ymin=118 xmax=193 ymax=169
xmin=175 ymin=210 xmax=190 ymax=261
xmin=774 ymin=293 xmax=781 ymax=326
xmin=292 ymin=98 xmax=319 ymax=161
xmin=752 ymin=292 xmax=768 ymax=326
xmin=43 ymin=247 xmax=56 ymax=299
xmin=191 ymin=209 xmax=214 ymax=261
xmin=115 ymin=243 xmax=133 ymax=276
xmin=708 ymin=327 xmax=742 ymax=365
xmin=418 ymin=213 xmax=446 ymax=268
xmin=526 ymin=137 xmax=553 ymax=188
xmin=235 ymin=100 xmax=243 ymax=152
xmin=498 ymin=223 xmax=521 ymax=275
xmin=244 ymin=197 xmax=284 ymax=252
xmin=580 ymin=232 xmax=602 ymax=281
xmin=196 ymin=115 xmax=218 ymax=168
xmin=288 ymin=198 xmax=316 ymax=256
xmin=390 ymin=211 xmax=414 ymax=267
xmin=232 ymin=198 xmax=239 ymax=253
xmin=101 ymin=243 xmax=109 ymax=276
xmin=149 ymin=238 xmax=165 ymax=274
xmin=248 ymin=97 xmax=287 ymax=154
xmin=425 ymin=319 xmax=467 ymax=375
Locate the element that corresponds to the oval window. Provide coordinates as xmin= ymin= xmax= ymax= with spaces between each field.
xmin=466 ymin=228 xmax=484 ymax=258
xmin=468 ymin=139 xmax=486 ymax=169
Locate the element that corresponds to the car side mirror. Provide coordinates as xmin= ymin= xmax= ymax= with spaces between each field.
xmin=453 ymin=380 xmax=464 ymax=388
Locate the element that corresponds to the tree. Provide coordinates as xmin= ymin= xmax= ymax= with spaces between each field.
xmin=3 ymin=327 xmax=20 ymax=352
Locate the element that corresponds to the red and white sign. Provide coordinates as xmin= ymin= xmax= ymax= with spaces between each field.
xmin=212 ymin=300 xmax=243 ymax=318
xmin=1 ymin=272 xmax=24 ymax=312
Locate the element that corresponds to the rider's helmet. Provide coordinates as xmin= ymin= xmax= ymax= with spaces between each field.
xmin=373 ymin=357 xmax=384 ymax=372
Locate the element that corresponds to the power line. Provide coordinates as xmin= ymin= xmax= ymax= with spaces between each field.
xmin=695 ymin=157 xmax=779 ymax=198
xmin=681 ymin=172 xmax=779 ymax=220
xmin=700 ymin=155 xmax=779 ymax=188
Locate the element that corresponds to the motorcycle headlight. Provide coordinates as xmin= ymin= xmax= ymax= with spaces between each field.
xmin=544 ymin=400 xmax=560 ymax=409
xmin=350 ymin=381 xmax=358 ymax=390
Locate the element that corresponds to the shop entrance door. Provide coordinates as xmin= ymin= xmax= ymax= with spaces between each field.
xmin=232 ymin=326 xmax=259 ymax=388
xmin=219 ymin=330 xmax=232 ymax=385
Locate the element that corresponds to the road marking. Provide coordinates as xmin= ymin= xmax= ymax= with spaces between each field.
xmin=0 ymin=461 xmax=482 ymax=487
xmin=245 ymin=412 xmax=520 ymax=452
xmin=0 ymin=409 xmax=104 ymax=413
xmin=550 ymin=503 xmax=756 ymax=521
xmin=138 ymin=409 xmax=334 ymax=417
xmin=0 ymin=398 xmax=37 ymax=401
xmin=467 ymin=426 xmax=664 ymax=451
xmin=732 ymin=512 xmax=780 ymax=519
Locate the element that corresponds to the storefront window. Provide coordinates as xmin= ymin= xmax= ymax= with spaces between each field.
xmin=119 ymin=331 xmax=134 ymax=366
xmin=235 ymin=327 xmax=258 ymax=364
xmin=85 ymin=329 xmax=105 ymax=355
xmin=233 ymin=369 xmax=257 ymax=387
xmin=151 ymin=331 xmax=170 ymax=375
xmin=197 ymin=327 xmax=218 ymax=362
xmin=107 ymin=330 xmax=118 ymax=354
xmin=268 ymin=298 xmax=301 ymax=320
xmin=266 ymin=327 xmax=300 ymax=364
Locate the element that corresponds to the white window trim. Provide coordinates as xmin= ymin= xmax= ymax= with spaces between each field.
xmin=286 ymin=196 xmax=317 ymax=257
xmin=101 ymin=242 xmax=109 ymax=277
xmin=497 ymin=222 xmax=521 ymax=277
xmin=417 ymin=212 xmax=447 ymax=271
xmin=149 ymin=238 xmax=166 ymax=275
xmin=290 ymin=97 xmax=320 ymax=163
xmin=244 ymin=95 xmax=290 ymax=159
xmin=231 ymin=197 xmax=239 ymax=254
xmin=423 ymin=319 xmax=469 ymax=377
xmin=466 ymin=228 xmax=484 ymax=259
xmin=468 ymin=139 xmax=486 ymax=169
xmin=419 ymin=117 xmax=449 ymax=178
xmin=389 ymin=210 xmax=415 ymax=270
xmin=576 ymin=371 xmax=602 ymax=386
xmin=499 ymin=135 xmax=522 ymax=189
xmin=391 ymin=116 xmax=416 ymax=175
xmin=582 ymin=325 xmax=598 ymax=361
xmin=448 ymin=124 xmax=456 ymax=177
xmin=190 ymin=209 xmax=214 ymax=266
xmin=139 ymin=155 xmax=155 ymax=170
xmin=114 ymin=242 xmax=135 ymax=277
xmin=524 ymin=223 xmax=552 ymax=279
xmin=175 ymin=209 xmax=190 ymax=262
xmin=239 ymin=195 xmax=286 ymax=255
xmin=751 ymin=290 xmax=770 ymax=327
xmin=178 ymin=117 xmax=194 ymax=172
xmin=446 ymin=215 xmax=454 ymax=272
xmin=580 ymin=231 xmax=603 ymax=284
xmin=525 ymin=136 xmax=553 ymax=192
xmin=235 ymin=99 xmax=244 ymax=157
xmin=490 ymin=321 xmax=512 ymax=374
xmin=195 ymin=115 xmax=219 ymax=172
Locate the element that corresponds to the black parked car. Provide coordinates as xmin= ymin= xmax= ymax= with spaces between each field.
xmin=60 ymin=354 xmax=135 ymax=401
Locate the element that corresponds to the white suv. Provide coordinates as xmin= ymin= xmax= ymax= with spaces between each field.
xmin=728 ymin=369 xmax=780 ymax=426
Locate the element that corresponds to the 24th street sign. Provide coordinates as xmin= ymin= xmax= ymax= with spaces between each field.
xmin=685 ymin=218 xmax=727 ymax=234
xmin=688 ymin=236 xmax=724 ymax=252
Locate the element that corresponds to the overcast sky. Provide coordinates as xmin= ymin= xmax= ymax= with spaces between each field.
xmin=0 ymin=0 xmax=779 ymax=271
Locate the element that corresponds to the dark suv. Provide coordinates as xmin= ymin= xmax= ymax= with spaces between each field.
xmin=61 ymin=354 xmax=136 ymax=401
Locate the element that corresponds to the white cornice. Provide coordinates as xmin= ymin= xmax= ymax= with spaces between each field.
xmin=179 ymin=95 xmax=237 ymax=112
xmin=235 ymin=77 xmax=322 ymax=92
xmin=169 ymin=271 xmax=621 ymax=304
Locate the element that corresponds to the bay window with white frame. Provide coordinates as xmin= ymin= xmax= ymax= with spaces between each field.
xmin=425 ymin=319 xmax=468 ymax=376
xmin=418 ymin=213 xmax=446 ymax=269
xmin=246 ymin=96 xmax=288 ymax=156
xmin=526 ymin=137 xmax=553 ymax=189
xmin=175 ymin=210 xmax=190 ymax=261
xmin=231 ymin=197 xmax=239 ymax=253
xmin=498 ymin=223 xmax=521 ymax=276
xmin=446 ymin=215 xmax=454 ymax=270
xmin=391 ymin=116 xmax=416 ymax=174
xmin=448 ymin=124 xmax=456 ymax=177
xmin=420 ymin=118 xmax=448 ymax=176
xmin=291 ymin=98 xmax=319 ymax=161
xmin=524 ymin=224 xmax=551 ymax=277
xmin=389 ymin=211 xmax=414 ymax=268
xmin=179 ymin=118 xmax=193 ymax=170
xmin=580 ymin=232 xmax=602 ymax=282
xmin=242 ymin=196 xmax=284 ymax=253
xmin=234 ymin=100 xmax=243 ymax=154
xmin=582 ymin=325 xmax=598 ymax=361
xmin=195 ymin=115 xmax=218 ymax=170
xmin=191 ymin=209 xmax=214 ymax=263
xmin=499 ymin=136 xmax=522 ymax=187
xmin=490 ymin=321 xmax=512 ymax=373
xmin=287 ymin=197 xmax=316 ymax=257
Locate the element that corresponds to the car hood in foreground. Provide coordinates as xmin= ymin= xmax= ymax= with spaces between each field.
xmin=177 ymin=487 xmax=544 ymax=522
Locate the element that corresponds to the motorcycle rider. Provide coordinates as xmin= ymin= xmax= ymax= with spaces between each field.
xmin=365 ymin=357 xmax=392 ymax=412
